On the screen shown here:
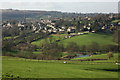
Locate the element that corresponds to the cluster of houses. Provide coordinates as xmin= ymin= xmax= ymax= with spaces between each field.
xmin=2 ymin=19 xmax=95 ymax=35
xmin=2 ymin=14 xmax=119 ymax=35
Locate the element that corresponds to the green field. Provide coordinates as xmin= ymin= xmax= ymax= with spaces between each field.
xmin=31 ymin=33 xmax=117 ymax=46
xmin=60 ymin=33 xmax=117 ymax=46
xmin=2 ymin=33 xmax=119 ymax=78
xmin=112 ymin=19 xmax=120 ymax=23
xmin=3 ymin=36 xmax=18 ymax=40
xmin=72 ymin=53 xmax=119 ymax=62
xmin=31 ymin=34 xmax=65 ymax=46
xmin=2 ymin=56 xmax=119 ymax=78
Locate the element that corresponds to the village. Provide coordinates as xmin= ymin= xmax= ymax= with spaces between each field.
xmin=1 ymin=4 xmax=120 ymax=78
xmin=2 ymin=13 xmax=119 ymax=39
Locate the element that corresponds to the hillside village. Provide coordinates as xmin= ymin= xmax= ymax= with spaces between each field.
xmin=2 ymin=13 xmax=119 ymax=36
xmin=1 ymin=1 xmax=120 ymax=78
xmin=2 ymin=9 xmax=120 ymax=60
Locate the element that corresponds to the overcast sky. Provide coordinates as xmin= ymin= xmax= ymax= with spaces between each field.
xmin=0 ymin=0 xmax=119 ymax=2
xmin=0 ymin=0 xmax=119 ymax=13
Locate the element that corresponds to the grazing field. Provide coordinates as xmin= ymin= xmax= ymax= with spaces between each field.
xmin=59 ymin=33 xmax=117 ymax=46
xmin=72 ymin=53 xmax=119 ymax=62
xmin=31 ymin=33 xmax=117 ymax=46
xmin=112 ymin=19 xmax=120 ymax=23
xmin=2 ymin=56 xmax=119 ymax=78
xmin=3 ymin=36 xmax=18 ymax=40
xmin=31 ymin=34 xmax=65 ymax=46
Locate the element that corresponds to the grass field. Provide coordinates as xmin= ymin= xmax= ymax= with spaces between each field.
xmin=31 ymin=34 xmax=65 ymax=46
xmin=72 ymin=53 xmax=119 ymax=62
xmin=2 ymin=33 xmax=119 ymax=78
xmin=112 ymin=19 xmax=120 ymax=23
xmin=2 ymin=56 xmax=119 ymax=78
xmin=59 ymin=33 xmax=117 ymax=46
xmin=3 ymin=36 xmax=18 ymax=40
xmin=31 ymin=33 xmax=117 ymax=46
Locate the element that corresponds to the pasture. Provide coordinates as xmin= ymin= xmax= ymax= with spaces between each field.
xmin=2 ymin=33 xmax=119 ymax=78
xmin=59 ymin=33 xmax=117 ymax=46
xmin=31 ymin=34 xmax=65 ymax=46
xmin=112 ymin=19 xmax=120 ymax=23
xmin=2 ymin=56 xmax=119 ymax=78
xmin=31 ymin=33 xmax=117 ymax=46
xmin=72 ymin=53 xmax=119 ymax=62
xmin=3 ymin=36 xmax=18 ymax=40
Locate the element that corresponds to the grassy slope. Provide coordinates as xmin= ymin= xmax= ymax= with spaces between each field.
xmin=112 ymin=19 xmax=120 ymax=23
xmin=72 ymin=53 xmax=119 ymax=62
xmin=2 ymin=56 xmax=119 ymax=78
xmin=3 ymin=36 xmax=18 ymax=40
xmin=31 ymin=34 xmax=65 ymax=46
xmin=31 ymin=33 xmax=117 ymax=46
xmin=59 ymin=33 xmax=117 ymax=46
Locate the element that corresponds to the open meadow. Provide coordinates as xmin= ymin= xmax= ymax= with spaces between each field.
xmin=31 ymin=33 xmax=117 ymax=46
xmin=2 ymin=54 xmax=119 ymax=78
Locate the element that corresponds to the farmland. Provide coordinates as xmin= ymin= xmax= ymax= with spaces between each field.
xmin=72 ymin=53 xmax=119 ymax=60
xmin=31 ymin=33 xmax=117 ymax=46
xmin=2 ymin=33 xmax=119 ymax=79
xmin=31 ymin=34 xmax=65 ymax=46
xmin=2 ymin=55 xmax=119 ymax=78
xmin=72 ymin=53 xmax=119 ymax=62
xmin=2 ymin=9 xmax=120 ymax=79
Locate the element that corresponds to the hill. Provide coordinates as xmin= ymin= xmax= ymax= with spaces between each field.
xmin=60 ymin=33 xmax=117 ymax=46
xmin=1 ymin=9 xmax=106 ymax=21
xmin=31 ymin=33 xmax=117 ymax=46
xmin=31 ymin=34 xmax=65 ymax=46
xmin=2 ymin=9 xmax=79 ymax=20
xmin=1 ymin=9 xmax=62 ymax=20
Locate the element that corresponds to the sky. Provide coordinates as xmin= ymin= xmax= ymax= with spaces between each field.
xmin=0 ymin=0 xmax=119 ymax=13
xmin=0 ymin=0 xmax=119 ymax=2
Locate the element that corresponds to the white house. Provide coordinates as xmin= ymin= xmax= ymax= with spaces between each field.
xmin=67 ymin=26 xmax=76 ymax=33
xmin=18 ymin=22 xmax=25 ymax=27
xmin=7 ymin=23 xmax=12 ymax=27
xmin=101 ymin=26 xmax=105 ymax=30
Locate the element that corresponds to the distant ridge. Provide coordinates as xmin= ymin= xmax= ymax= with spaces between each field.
xmin=1 ymin=9 xmax=116 ymax=21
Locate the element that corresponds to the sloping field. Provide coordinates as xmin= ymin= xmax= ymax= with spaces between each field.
xmin=31 ymin=34 xmax=65 ymax=46
xmin=59 ymin=33 xmax=117 ymax=46
xmin=31 ymin=33 xmax=117 ymax=46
